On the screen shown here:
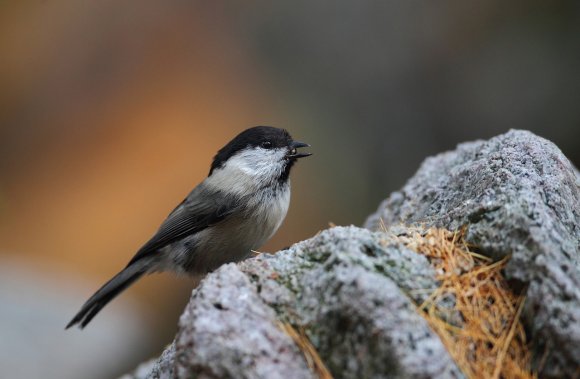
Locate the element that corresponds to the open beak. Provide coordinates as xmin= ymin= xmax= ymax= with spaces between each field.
xmin=287 ymin=141 xmax=312 ymax=159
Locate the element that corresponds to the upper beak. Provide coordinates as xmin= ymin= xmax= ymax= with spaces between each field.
xmin=287 ymin=141 xmax=312 ymax=159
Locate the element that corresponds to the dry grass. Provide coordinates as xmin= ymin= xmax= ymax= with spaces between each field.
xmin=389 ymin=226 xmax=536 ymax=379
xmin=278 ymin=321 xmax=334 ymax=379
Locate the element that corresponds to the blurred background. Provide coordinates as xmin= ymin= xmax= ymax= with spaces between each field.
xmin=1 ymin=1 xmax=579 ymax=378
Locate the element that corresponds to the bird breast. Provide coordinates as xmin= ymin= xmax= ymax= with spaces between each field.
xmin=168 ymin=184 xmax=291 ymax=275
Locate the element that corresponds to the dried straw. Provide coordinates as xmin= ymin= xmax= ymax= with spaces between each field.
xmin=389 ymin=226 xmax=535 ymax=379
xmin=278 ymin=322 xmax=334 ymax=379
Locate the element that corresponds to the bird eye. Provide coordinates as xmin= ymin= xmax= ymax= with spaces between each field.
xmin=261 ymin=141 xmax=273 ymax=149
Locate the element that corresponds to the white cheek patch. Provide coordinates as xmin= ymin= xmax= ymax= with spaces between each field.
xmin=206 ymin=147 xmax=287 ymax=196
xmin=233 ymin=148 xmax=285 ymax=173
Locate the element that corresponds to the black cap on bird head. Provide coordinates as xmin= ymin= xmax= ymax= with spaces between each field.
xmin=209 ymin=126 xmax=311 ymax=177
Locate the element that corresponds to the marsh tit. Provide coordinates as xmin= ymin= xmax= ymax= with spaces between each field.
xmin=66 ymin=126 xmax=311 ymax=329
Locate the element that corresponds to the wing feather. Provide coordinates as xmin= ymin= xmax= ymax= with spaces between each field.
xmin=126 ymin=186 xmax=239 ymax=266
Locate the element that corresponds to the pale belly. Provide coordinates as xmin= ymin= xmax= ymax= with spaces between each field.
xmin=160 ymin=187 xmax=290 ymax=275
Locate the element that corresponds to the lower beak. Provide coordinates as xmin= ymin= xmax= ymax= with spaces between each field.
xmin=287 ymin=141 xmax=312 ymax=159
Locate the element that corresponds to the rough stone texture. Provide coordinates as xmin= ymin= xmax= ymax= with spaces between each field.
xmin=124 ymin=227 xmax=463 ymax=379
xmin=150 ymin=344 xmax=177 ymax=379
xmin=240 ymin=227 xmax=461 ymax=379
xmin=174 ymin=264 xmax=313 ymax=379
xmin=119 ymin=344 xmax=175 ymax=379
xmin=365 ymin=130 xmax=580 ymax=378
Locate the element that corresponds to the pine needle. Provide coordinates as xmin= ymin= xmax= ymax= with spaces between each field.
xmin=278 ymin=322 xmax=334 ymax=379
xmin=392 ymin=227 xmax=535 ymax=379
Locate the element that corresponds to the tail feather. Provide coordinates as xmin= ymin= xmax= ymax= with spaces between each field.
xmin=66 ymin=264 xmax=147 ymax=329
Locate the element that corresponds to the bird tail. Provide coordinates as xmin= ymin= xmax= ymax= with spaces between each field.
xmin=66 ymin=262 xmax=149 ymax=329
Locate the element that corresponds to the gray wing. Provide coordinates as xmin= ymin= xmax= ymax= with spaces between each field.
xmin=126 ymin=186 xmax=239 ymax=266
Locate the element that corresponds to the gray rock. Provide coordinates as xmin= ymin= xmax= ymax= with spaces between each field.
xmin=127 ymin=226 xmax=462 ymax=379
xmin=119 ymin=344 xmax=175 ymax=379
xmin=365 ymin=129 xmax=580 ymax=378
xmin=241 ymin=227 xmax=462 ymax=379
xmin=174 ymin=264 xmax=313 ymax=379
xmin=149 ymin=343 xmax=177 ymax=379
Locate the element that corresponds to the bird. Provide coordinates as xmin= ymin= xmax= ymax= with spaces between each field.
xmin=66 ymin=126 xmax=311 ymax=329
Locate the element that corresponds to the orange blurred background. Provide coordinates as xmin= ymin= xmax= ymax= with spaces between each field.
xmin=1 ymin=1 xmax=578 ymax=378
